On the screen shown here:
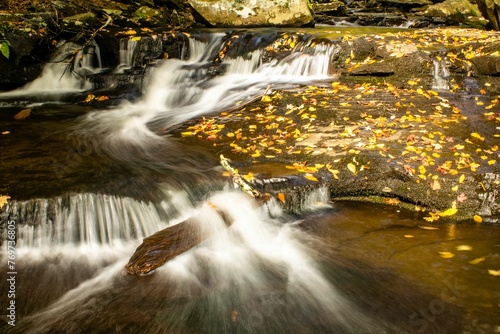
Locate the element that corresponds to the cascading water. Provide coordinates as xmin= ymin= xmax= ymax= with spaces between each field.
xmin=432 ymin=57 xmax=450 ymax=90
xmin=0 ymin=32 xmax=389 ymax=333
xmin=116 ymin=37 xmax=139 ymax=73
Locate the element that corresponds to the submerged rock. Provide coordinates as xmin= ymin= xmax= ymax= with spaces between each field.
xmin=187 ymin=0 xmax=314 ymax=27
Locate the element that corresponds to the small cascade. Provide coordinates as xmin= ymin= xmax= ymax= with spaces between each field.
xmin=1 ymin=192 xmax=171 ymax=249
xmin=432 ymin=57 xmax=450 ymax=90
xmin=116 ymin=37 xmax=139 ymax=73
xmin=0 ymin=40 xmax=103 ymax=96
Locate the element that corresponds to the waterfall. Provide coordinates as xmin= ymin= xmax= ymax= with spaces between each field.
xmin=1 ymin=192 xmax=174 ymax=249
xmin=73 ymin=33 xmax=338 ymax=166
xmin=432 ymin=58 xmax=450 ymax=90
xmin=115 ymin=37 xmax=139 ymax=73
xmin=9 ymin=191 xmax=381 ymax=334
xmin=0 ymin=40 xmax=102 ymax=97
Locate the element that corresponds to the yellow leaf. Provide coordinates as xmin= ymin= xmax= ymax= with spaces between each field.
xmin=469 ymin=257 xmax=486 ymax=264
xmin=347 ymin=163 xmax=357 ymax=174
xmin=419 ymin=225 xmax=439 ymax=230
xmin=456 ymin=245 xmax=472 ymax=251
xmin=1 ymin=131 xmax=10 ymax=135
xmin=459 ymin=174 xmax=465 ymax=183
xmin=470 ymin=132 xmax=485 ymax=141
xmin=488 ymin=160 xmax=496 ymax=165
xmin=487 ymin=269 xmax=500 ymax=276
xmin=261 ymin=95 xmax=272 ymax=102
xmin=439 ymin=252 xmax=455 ymax=259
xmin=404 ymin=235 xmax=414 ymax=238
xmin=84 ymin=94 xmax=95 ymax=103
xmin=0 ymin=195 xmax=10 ymax=209
xmin=437 ymin=203 xmax=458 ymax=217
xmin=473 ymin=215 xmax=483 ymax=223
xmin=131 ymin=36 xmax=142 ymax=42
xmin=243 ymin=172 xmax=254 ymax=182
xmin=181 ymin=131 xmax=194 ymax=137
xmin=304 ymin=174 xmax=318 ymax=182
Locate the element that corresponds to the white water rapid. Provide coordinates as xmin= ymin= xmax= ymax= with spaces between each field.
xmin=0 ymin=33 xmax=386 ymax=333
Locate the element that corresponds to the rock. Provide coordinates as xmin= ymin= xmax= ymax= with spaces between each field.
xmin=471 ymin=54 xmax=500 ymax=75
xmin=476 ymin=0 xmax=500 ymax=30
xmin=349 ymin=61 xmax=395 ymax=76
xmin=132 ymin=6 xmax=167 ymax=27
xmin=187 ymin=0 xmax=314 ymax=27
xmin=62 ymin=12 xmax=100 ymax=30
xmin=419 ymin=0 xmax=487 ymax=26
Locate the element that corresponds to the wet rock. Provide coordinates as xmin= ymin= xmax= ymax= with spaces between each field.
xmin=187 ymin=0 xmax=314 ymax=27
xmin=476 ymin=0 xmax=500 ymax=30
xmin=132 ymin=6 xmax=167 ymax=27
xmin=62 ymin=12 xmax=101 ymax=31
xmin=471 ymin=54 xmax=500 ymax=75
xmin=349 ymin=61 xmax=395 ymax=76
xmin=418 ymin=0 xmax=487 ymax=26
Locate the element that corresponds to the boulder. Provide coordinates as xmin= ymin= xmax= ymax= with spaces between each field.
xmin=132 ymin=6 xmax=167 ymax=27
xmin=476 ymin=0 xmax=500 ymax=30
xmin=419 ymin=0 xmax=487 ymax=26
xmin=187 ymin=0 xmax=314 ymax=27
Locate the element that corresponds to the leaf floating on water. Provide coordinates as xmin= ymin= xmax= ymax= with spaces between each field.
xmin=473 ymin=215 xmax=483 ymax=223
xmin=14 ymin=108 xmax=31 ymax=120
xmin=456 ymin=245 xmax=472 ymax=251
xmin=404 ymin=235 xmax=414 ymax=238
xmin=2 ymin=131 xmax=10 ymax=135
xmin=419 ymin=225 xmax=439 ymax=230
xmin=469 ymin=257 xmax=486 ymax=264
xmin=439 ymin=251 xmax=455 ymax=259
xmin=487 ymin=269 xmax=500 ymax=276
xmin=277 ymin=192 xmax=286 ymax=204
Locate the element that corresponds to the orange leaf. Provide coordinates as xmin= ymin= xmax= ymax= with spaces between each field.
xmin=278 ymin=192 xmax=286 ymax=204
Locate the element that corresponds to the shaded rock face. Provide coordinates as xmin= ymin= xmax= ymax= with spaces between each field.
xmin=187 ymin=0 xmax=314 ymax=27
xmin=476 ymin=0 xmax=500 ymax=30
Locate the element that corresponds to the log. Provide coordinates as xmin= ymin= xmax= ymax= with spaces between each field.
xmin=125 ymin=155 xmax=270 ymax=276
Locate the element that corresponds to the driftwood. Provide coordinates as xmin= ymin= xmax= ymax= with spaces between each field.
xmin=126 ymin=155 xmax=270 ymax=276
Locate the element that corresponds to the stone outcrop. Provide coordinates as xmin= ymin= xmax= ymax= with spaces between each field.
xmin=187 ymin=0 xmax=314 ymax=27
xmin=476 ymin=0 xmax=500 ymax=30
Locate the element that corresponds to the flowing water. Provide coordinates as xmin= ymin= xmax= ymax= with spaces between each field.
xmin=0 ymin=29 xmax=499 ymax=333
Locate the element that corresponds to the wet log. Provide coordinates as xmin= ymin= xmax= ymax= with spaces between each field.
xmin=126 ymin=155 xmax=270 ymax=276
xmin=126 ymin=205 xmax=232 ymax=276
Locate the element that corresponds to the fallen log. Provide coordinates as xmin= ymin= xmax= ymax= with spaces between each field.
xmin=126 ymin=155 xmax=270 ymax=276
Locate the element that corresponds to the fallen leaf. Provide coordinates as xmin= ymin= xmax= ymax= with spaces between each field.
xmin=456 ymin=193 xmax=467 ymax=203
xmin=347 ymin=163 xmax=357 ymax=174
xmin=469 ymin=257 xmax=485 ymax=264
xmin=278 ymin=192 xmax=286 ymax=204
xmin=439 ymin=251 xmax=455 ymax=259
xmin=473 ymin=215 xmax=483 ymax=223
xmin=14 ymin=108 xmax=31 ymax=120
xmin=0 ymin=195 xmax=10 ymax=209
xmin=487 ymin=269 xmax=500 ymax=276
xmin=304 ymin=174 xmax=318 ymax=182
xmin=419 ymin=225 xmax=439 ymax=230
xmin=456 ymin=245 xmax=472 ymax=251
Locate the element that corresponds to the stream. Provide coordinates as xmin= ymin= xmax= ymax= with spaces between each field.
xmin=0 ymin=27 xmax=499 ymax=333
